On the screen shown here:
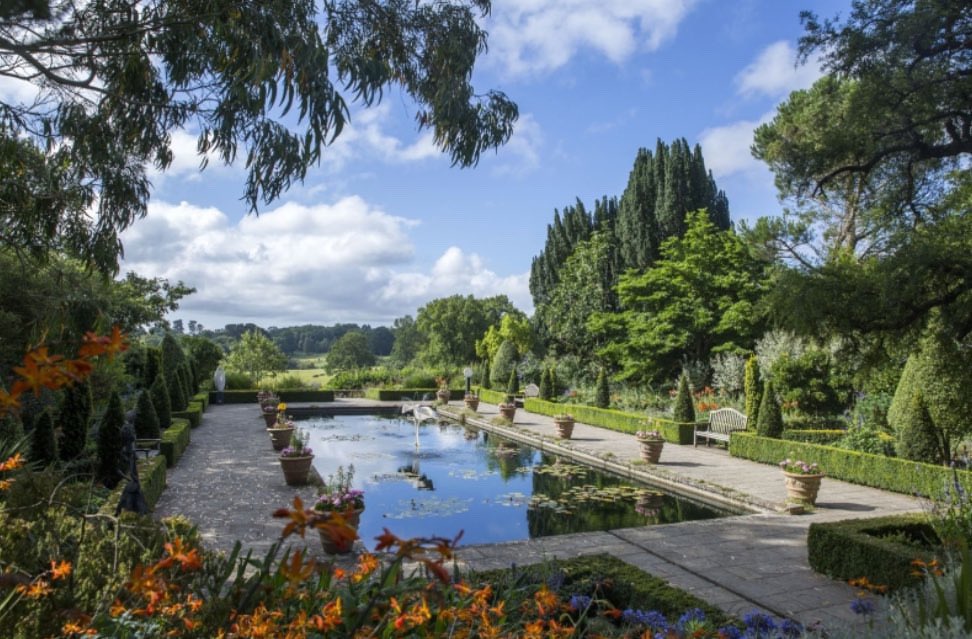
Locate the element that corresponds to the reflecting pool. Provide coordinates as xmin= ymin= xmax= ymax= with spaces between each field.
xmin=301 ymin=415 xmax=736 ymax=549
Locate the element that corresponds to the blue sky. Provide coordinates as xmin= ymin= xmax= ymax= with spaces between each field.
xmin=114 ymin=0 xmax=852 ymax=331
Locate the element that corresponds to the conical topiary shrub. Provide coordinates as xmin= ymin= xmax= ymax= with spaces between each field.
xmin=481 ymin=359 xmax=491 ymax=390
xmin=58 ymin=380 xmax=92 ymax=461
xmin=97 ymin=391 xmax=125 ymax=488
xmin=134 ymin=389 xmax=160 ymax=440
xmin=151 ymin=375 xmax=172 ymax=429
xmin=743 ymin=355 xmax=761 ymax=427
xmin=896 ymin=391 xmax=943 ymax=464
xmin=490 ymin=339 xmax=517 ymax=389
xmin=755 ymin=380 xmax=783 ymax=438
xmin=673 ymin=372 xmax=695 ymax=423
xmin=595 ymin=368 xmax=610 ymax=409
xmin=539 ymin=367 xmax=551 ymax=401
xmin=167 ymin=368 xmax=186 ymax=412
xmin=506 ymin=369 xmax=518 ymax=401
xmin=144 ymin=347 xmax=162 ymax=387
xmin=549 ymin=366 xmax=559 ymax=398
xmin=30 ymin=409 xmax=58 ymax=466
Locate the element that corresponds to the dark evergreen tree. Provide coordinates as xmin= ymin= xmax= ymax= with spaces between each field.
xmin=595 ymin=368 xmax=610 ymax=409
xmin=58 ymin=380 xmax=92 ymax=461
xmin=539 ymin=367 xmax=551 ymax=401
xmin=161 ymin=333 xmax=187 ymax=376
xmin=134 ymin=390 xmax=160 ymax=440
xmin=756 ymin=381 xmax=784 ymax=439
xmin=187 ymin=358 xmax=200 ymax=394
xmin=896 ymin=392 xmax=943 ymax=464
xmin=481 ymin=358 xmax=491 ymax=390
xmin=744 ymin=355 xmax=761 ymax=427
xmin=96 ymin=391 xmax=124 ymax=488
xmin=30 ymin=410 xmax=58 ymax=466
xmin=178 ymin=362 xmax=193 ymax=402
xmin=673 ymin=372 xmax=695 ymax=423
xmin=151 ymin=375 xmax=172 ymax=429
xmin=167 ymin=367 xmax=187 ymax=412
xmin=0 ymin=414 xmax=24 ymax=444
xmin=144 ymin=347 xmax=162 ymax=387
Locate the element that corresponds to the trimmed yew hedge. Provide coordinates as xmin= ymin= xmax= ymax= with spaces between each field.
xmin=807 ymin=514 xmax=941 ymax=591
xmin=172 ymin=400 xmax=204 ymax=428
xmin=477 ymin=388 xmax=509 ymax=405
xmin=730 ymin=431 xmax=972 ymax=497
xmin=192 ymin=391 xmax=209 ymax=411
xmin=209 ymin=389 xmax=336 ymax=403
xmin=522 ymin=398 xmax=697 ymax=444
xmin=781 ymin=429 xmax=845 ymax=444
xmin=160 ymin=418 xmax=191 ymax=468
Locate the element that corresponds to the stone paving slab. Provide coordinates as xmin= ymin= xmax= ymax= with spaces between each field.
xmin=155 ymin=400 xmax=925 ymax=631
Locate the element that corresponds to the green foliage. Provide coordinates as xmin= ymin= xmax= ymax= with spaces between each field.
xmin=58 ymin=380 xmax=91 ymax=461
xmin=755 ymin=381 xmax=783 ymax=438
xmin=325 ymin=331 xmax=376 ymax=372
xmin=96 ymin=391 xmax=124 ymax=488
xmin=476 ymin=312 xmax=534 ymax=362
xmin=538 ymin=367 xmax=551 ymax=401
xmin=505 ymin=368 xmax=518 ymax=398
xmin=672 ymin=372 xmax=695 ymax=423
xmin=134 ymin=390 xmax=160 ymax=440
xmin=523 ymin=397 xmax=696 ymax=444
xmin=166 ymin=368 xmax=187 ymax=412
xmin=807 ymin=515 xmax=941 ymax=592
xmin=744 ymin=355 xmax=761 ymax=426
xmin=172 ymin=401 xmax=204 ymax=429
xmin=730 ymin=431 xmax=972 ymax=498
xmin=224 ymin=370 xmax=255 ymax=390
xmin=326 ymin=367 xmax=394 ymax=390
xmin=150 ymin=375 xmax=172 ymax=430
xmin=416 ymin=295 xmax=519 ymax=367
xmin=181 ymin=336 xmax=223 ymax=387
xmin=781 ymin=429 xmax=846 ymax=445
xmin=490 ymin=339 xmax=518 ymax=389
xmin=29 ymin=409 xmax=57 ymax=466
xmin=160 ymin=418 xmax=191 ymax=467
xmin=480 ymin=358 xmax=490 ymax=389
xmin=593 ymin=211 xmax=765 ymax=383
xmin=144 ymin=347 xmax=162 ymax=387
xmin=224 ymin=330 xmax=287 ymax=381
xmin=161 ymin=333 xmax=187 ymax=384
xmin=896 ymin=393 xmax=943 ymax=464
xmin=388 ymin=315 xmax=425 ymax=367
xmin=267 ymin=374 xmax=307 ymax=390
xmin=769 ymin=348 xmax=847 ymax=416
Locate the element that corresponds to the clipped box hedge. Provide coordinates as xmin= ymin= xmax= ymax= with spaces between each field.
xmin=192 ymin=391 xmax=209 ymax=411
xmin=172 ymin=400 xmax=204 ymax=428
xmin=807 ymin=514 xmax=941 ymax=591
xmin=782 ymin=429 xmax=845 ymax=445
xmin=730 ymin=431 xmax=972 ymax=497
xmin=522 ymin=398 xmax=696 ymax=444
xmin=477 ymin=388 xmax=509 ymax=405
xmin=209 ymin=389 xmax=336 ymax=404
xmin=160 ymin=418 xmax=191 ymax=468
xmin=364 ymin=388 xmax=460 ymax=401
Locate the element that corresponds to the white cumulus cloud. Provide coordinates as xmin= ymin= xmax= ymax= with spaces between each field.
xmin=487 ymin=0 xmax=697 ymax=77
xmin=735 ymin=40 xmax=823 ymax=99
xmin=119 ymin=198 xmax=530 ymax=327
xmin=698 ymin=113 xmax=773 ymax=179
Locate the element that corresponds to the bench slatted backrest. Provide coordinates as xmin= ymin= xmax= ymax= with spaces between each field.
xmin=708 ymin=408 xmax=747 ymax=434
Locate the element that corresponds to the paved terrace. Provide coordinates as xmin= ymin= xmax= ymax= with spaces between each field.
xmin=154 ymin=399 xmax=922 ymax=630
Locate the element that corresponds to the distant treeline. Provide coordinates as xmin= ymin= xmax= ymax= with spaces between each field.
xmin=198 ymin=323 xmax=394 ymax=356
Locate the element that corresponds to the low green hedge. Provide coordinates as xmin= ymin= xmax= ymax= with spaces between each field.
xmin=649 ymin=417 xmax=700 ymax=445
xmin=192 ymin=391 xmax=209 ymax=411
xmin=477 ymin=388 xmax=509 ymax=405
xmin=172 ymin=400 xmax=204 ymax=428
xmin=209 ymin=389 xmax=336 ymax=403
xmin=784 ymin=415 xmax=849 ymax=430
xmin=782 ymin=429 xmax=846 ymax=445
xmin=730 ymin=431 xmax=972 ymax=497
xmin=363 ymin=388 xmax=461 ymax=401
xmin=523 ymin=398 xmax=696 ymax=444
xmin=160 ymin=418 xmax=191 ymax=468
xmin=807 ymin=514 xmax=941 ymax=591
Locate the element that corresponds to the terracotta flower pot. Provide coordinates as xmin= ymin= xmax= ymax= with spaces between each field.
xmin=262 ymin=411 xmax=279 ymax=428
xmin=436 ymin=389 xmax=451 ymax=403
xmin=499 ymin=404 xmax=516 ymax=420
xmin=279 ymin=454 xmax=314 ymax=486
xmin=555 ymin=418 xmax=574 ymax=439
xmin=464 ymin=396 xmax=480 ymax=411
xmin=267 ymin=427 xmax=295 ymax=451
xmin=783 ymin=471 xmax=823 ymax=505
xmin=317 ymin=507 xmax=364 ymax=554
xmin=638 ymin=439 xmax=665 ymax=464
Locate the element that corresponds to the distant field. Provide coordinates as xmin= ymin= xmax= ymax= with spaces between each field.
xmin=257 ymin=355 xmax=331 ymax=388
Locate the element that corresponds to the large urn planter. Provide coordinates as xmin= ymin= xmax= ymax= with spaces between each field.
xmin=464 ymin=395 xmax=480 ymax=411
xmin=436 ymin=389 xmax=452 ymax=404
xmin=783 ymin=472 xmax=823 ymax=506
xmin=554 ymin=416 xmax=575 ymax=439
xmin=638 ymin=439 xmax=665 ymax=464
xmin=262 ymin=410 xmax=279 ymax=429
xmin=498 ymin=404 xmax=517 ymax=420
xmin=279 ymin=455 xmax=314 ymax=486
xmin=267 ymin=426 xmax=295 ymax=451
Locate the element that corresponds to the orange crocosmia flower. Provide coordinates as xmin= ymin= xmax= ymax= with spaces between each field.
xmin=280 ymin=549 xmax=315 ymax=586
xmin=17 ymin=579 xmax=52 ymax=598
xmin=0 ymin=480 xmax=13 ymax=491
xmin=332 ymin=567 xmax=346 ymax=580
xmin=50 ymin=560 xmax=72 ymax=581
xmin=273 ymin=496 xmax=313 ymax=539
xmin=374 ymin=528 xmax=399 ymax=552
xmin=311 ymin=598 xmax=343 ymax=632
xmin=0 ymin=389 xmax=21 ymax=414
xmin=0 ymin=452 xmax=25 ymax=472
xmin=64 ymin=359 xmax=94 ymax=381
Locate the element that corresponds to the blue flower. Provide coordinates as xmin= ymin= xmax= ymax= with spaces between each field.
xmin=850 ymin=597 xmax=876 ymax=615
xmin=717 ymin=625 xmax=743 ymax=639
xmin=742 ymin=611 xmax=777 ymax=636
xmin=677 ymin=607 xmax=706 ymax=628
xmin=621 ymin=608 xmax=667 ymax=629
xmin=779 ymin=619 xmax=804 ymax=637
xmin=568 ymin=594 xmax=592 ymax=611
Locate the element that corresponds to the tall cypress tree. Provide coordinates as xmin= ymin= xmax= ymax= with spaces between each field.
xmin=595 ymin=368 xmax=610 ymax=409
xmin=30 ymin=409 xmax=58 ymax=466
xmin=97 ymin=391 xmax=125 ymax=488
xmin=59 ymin=380 xmax=92 ymax=461
xmin=673 ymin=372 xmax=696 ymax=423
xmin=151 ymin=375 xmax=172 ymax=429
xmin=134 ymin=390 xmax=160 ymax=440
xmin=743 ymin=355 xmax=761 ymax=427
xmin=144 ymin=347 xmax=162 ymax=387
xmin=505 ymin=369 xmax=518 ymax=400
xmin=756 ymin=381 xmax=783 ymax=439
xmin=481 ymin=358 xmax=491 ymax=390
xmin=538 ymin=367 xmax=551 ymax=401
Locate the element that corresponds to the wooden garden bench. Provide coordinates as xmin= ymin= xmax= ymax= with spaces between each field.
xmin=693 ymin=408 xmax=747 ymax=447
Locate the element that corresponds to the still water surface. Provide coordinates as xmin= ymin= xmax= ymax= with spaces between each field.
xmin=301 ymin=415 xmax=734 ymax=549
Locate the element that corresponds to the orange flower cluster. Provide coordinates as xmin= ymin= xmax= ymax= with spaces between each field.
xmin=848 ymin=576 xmax=888 ymax=594
xmin=0 ymin=327 xmax=127 ymax=416
xmin=694 ymin=386 xmax=720 ymax=413
xmin=910 ymin=558 xmax=944 ymax=577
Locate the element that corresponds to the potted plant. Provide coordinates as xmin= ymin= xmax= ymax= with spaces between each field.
xmin=554 ymin=413 xmax=575 ymax=439
xmin=498 ymin=394 xmax=517 ymax=420
xmin=261 ymin=398 xmax=283 ymax=428
xmin=314 ymin=465 xmax=364 ymax=554
xmin=779 ymin=458 xmax=824 ymax=506
xmin=636 ymin=429 xmax=665 ymax=464
xmin=435 ymin=376 xmax=451 ymax=404
xmin=267 ymin=403 xmax=295 ymax=451
xmin=463 ymin=392 xmax=480 ymax=411
xmin=278 ymin=428 xmax=314 ymax=486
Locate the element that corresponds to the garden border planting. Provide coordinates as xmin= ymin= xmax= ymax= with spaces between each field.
xmin=524 ymin=398 xmax=697 ymax=444
xmin=160 ymin=418 xmax=191 ymax=467
xmin=781 ymin=429 xmax=845 ymax=445
xmin=730 ymin=432 xmax=972 ymax=497
xmin=172 ymin=400 xmax=204 ymax=428
xmin=807 ymin=514 xmax=941 ymax=591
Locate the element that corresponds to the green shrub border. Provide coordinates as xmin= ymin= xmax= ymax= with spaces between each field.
xmin=172 ymin=400 xmax=203 ymax=428
xmin=192 ymin=391 xmax=209 ymax=411
xmin=781 ymin=429 xmax=845 ymax=444
xmin=209 ymin=389 xmax=336 ymax=403
xmin=160 ymin=418 xmax=191 ymax=468
xmin=730 ymin=431 xmax=972 ymax=497
xmin=807 ymin=514 xmax=941 ymax=591
xmin=98 ymin=454 xmax=167 ymax=515
xmin=522 ymin=398 xmax=696 ymax=444
xmin=477 ymin=388 xmax=508 ymax=405
xmin=363 ymin=388 xmax=462 ymax=401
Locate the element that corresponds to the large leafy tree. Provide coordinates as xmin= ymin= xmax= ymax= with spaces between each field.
xmin=325 ymin=331 xmax=376 ymax=372
xmin=224 ymin=330 xmax=287 ymax=381
xmin=415 ymin=294 xmax=518 ymax=366
xmin=0 ymin=0 xmax=517 ymax=272
xmin=388 ymin=315 xmax=425 ymax=367
xmin=593 ymin=211 xmax=766 ymax=384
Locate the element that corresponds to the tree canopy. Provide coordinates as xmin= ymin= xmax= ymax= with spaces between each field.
xmin=0 ymin=0 xmax=517 ymax=272
xmin=415 ymin=294 xmax=518 ymax=366
xmin=224 ymin=330 xmax=287 ymax=381
xmin=325 ymin=331 xmax=376 ymax=372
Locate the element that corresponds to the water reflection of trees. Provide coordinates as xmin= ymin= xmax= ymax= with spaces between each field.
xmin=526 ymin=456 xmax=722 ymax=537
xmin=481 ymin=433 xmax=534 ymax=480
